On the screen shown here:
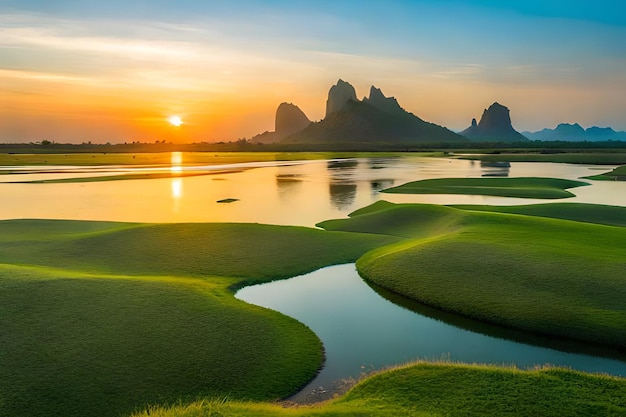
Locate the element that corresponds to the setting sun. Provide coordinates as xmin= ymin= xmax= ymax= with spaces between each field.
xmin=167 ymin=115 xmax=183 ymax=127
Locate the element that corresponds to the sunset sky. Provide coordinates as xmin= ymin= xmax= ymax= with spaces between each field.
xmin=1 ymin=0 xmax=625 ymax=143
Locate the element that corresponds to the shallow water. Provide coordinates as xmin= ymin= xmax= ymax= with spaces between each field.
xmin=0 ymin=154 xmax=624 ymax=225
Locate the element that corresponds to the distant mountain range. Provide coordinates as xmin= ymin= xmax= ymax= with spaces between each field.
xmin=523 ymin=123 xmax=626 ymax=142
xmin=251 ymin=80 xmax=624 ymax=144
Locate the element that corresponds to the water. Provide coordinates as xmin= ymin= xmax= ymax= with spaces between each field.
xmin=1 ymin=154 xmax=625 ymax=226
xmin=237 ymin=264 xmax=626 ymax=402
xmin=2 ymin=153 xmax=626 ymax=401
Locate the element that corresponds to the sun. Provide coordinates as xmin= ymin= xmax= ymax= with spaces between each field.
xmin=167 ymin=115 xmax=183 ymax=127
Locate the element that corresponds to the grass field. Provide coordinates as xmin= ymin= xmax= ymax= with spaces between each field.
xmin=381 ymin=177 xmax=589 ymax=199
xmin=585 ymin=164 xmax=626 ymax=181
xmin=0 ymin=220 xmax=398 ymax=417
xmin=320 ymin=202 xmax=626 ymax=348
xmin=0 ymin=151 xmax=421 ymax=167
xmin=132 ymin=363 xmax=626 ymax=417
xmin=12 ymin=169 xmax=242 ymax=183
xmin=3 ymin=198 xmax=626 ymax=416
xmin=450 ymin=202 xmax=626 ymax=227
xmin=457 ymin=152 xmax=626 ymax=165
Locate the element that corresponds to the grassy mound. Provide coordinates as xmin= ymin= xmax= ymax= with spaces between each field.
xmin=320 ymin=202 xmax=626 ymax=348
xmin=0 ymin=220 xmax=398 ymax=417
xmin=132 ymin=363 xmax=626 ymax=417
xmin=585 ymin=165 xmax=626 ymax=181
xmin=318 ymin=201 xmax=465 ymax=238
xmin=451 ymin=202 xmax=626 ymax=227
xmin=381 ymin=177 xmax=588 ymax=199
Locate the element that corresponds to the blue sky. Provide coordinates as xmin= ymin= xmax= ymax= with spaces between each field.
xmin=1 ymin=0 xmax=625 ymax=142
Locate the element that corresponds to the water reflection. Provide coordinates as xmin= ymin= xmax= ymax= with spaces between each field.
xmin=370 ymin=179 xmax=395 ymax=194
xmin=170 ymin=151 xmax=183 ymax=173
xmin=368 ymin=279 xmax=626 ymax=362
xmin=327 ymin=159 xmax=359 ymax=210
xmin=480 ymin=160 xmax=511 ymax=177
xmin=275 ymin=174 xmax=303 ymax=200
xmin=366 ymin=157 xmax=399 ymax=170
xmin=1 ymin=155 xmax=625 ymax=225
xmin=329 ymin=183 xmax=357 ymax=210
xmin=237 ymin=264 xmax=626 ymax=403
xmin=171 ymin=179 xmax=183 ymax=213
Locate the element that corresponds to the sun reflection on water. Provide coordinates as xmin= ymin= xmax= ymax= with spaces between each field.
xmin=170 ymin=151 xmax=183 ymax=174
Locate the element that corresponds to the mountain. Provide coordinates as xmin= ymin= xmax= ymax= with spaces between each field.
xmin=275 ymin=103 xmax=311 ymax=136
xmin=461 ymin=102 xmax=528 ymax=142
xmin=284 ymin=80 xmax=465 ymax=144
xmin=252 ymin=102 xmax=311 ymax=143
xmin=363 ymin=86 xmax=404 ymax=115
xmin=523 ymin=123 xmax=626 ymax=142
xmin=326 ymin=79 xmax=358 ymax=117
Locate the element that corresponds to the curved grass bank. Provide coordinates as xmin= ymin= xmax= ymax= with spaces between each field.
xmin=458 ymin=152 xmax=626 ymax=165
xmin=0 ymin=220 xmax=398 ymax=417
xmin=320 ymin=202 xmax=626 ymax=349
xmin=450 ymin=202 xmax=626 ymax=227
xmin=585 ymin=164 xmax=626 ymax=181
xmin=132 ymin=363 xmax=626 ymax=417
xmin=381 ymin=177 xmax=588 ymax=199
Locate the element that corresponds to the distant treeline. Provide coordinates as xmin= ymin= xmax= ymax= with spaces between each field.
xmin=2 ymin=140 xmax=626 ymax=154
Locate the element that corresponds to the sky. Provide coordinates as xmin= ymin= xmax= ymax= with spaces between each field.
xmin=1 ymin=0 xmax=625 ymax=143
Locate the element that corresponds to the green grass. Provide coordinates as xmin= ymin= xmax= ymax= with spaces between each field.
xmin=320 ymin=202 xmax=626 ymax=348
xmin=131 ymin=363 xmax=626 ymax=417
xmin=14 ymin=170 xmax=241 ymax=183
xmin=0 ymin=151 xmax=420 ymax=167
xmin=450 ymin=202 xmax=626 ymax=227
xmin=458 ymin=153 xmax=626 ymax=165
xmin=381 ymin=177 xmax=589 ymax=199
xmin=0 ymin=220 xmax=398 ymax=417
xmin=585 ymin=165 xmax=626 ymax=181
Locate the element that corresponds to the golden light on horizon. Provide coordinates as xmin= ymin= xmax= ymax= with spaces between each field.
xmin=167 ymin=115 xmax=183 ymax=127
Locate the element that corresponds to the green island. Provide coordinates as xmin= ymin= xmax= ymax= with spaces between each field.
xmin=585 ymin=165 xmax=626 ymax=181
xmin=450 ymin=202 xmax=626 ymax=227
xmin=381 ymin=177 xmax=589 ymax=199
xmin=319 ymin=201 xmax=626 ymax=348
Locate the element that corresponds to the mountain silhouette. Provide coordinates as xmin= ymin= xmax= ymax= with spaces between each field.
xmin=284 ymin=80 xmax=464 ymax=144
xmin=523 ymin=123 xmax=626 ymax=142
xmin=252 ymin=102 xmax=311 ymax=143
xmin=326 ymin=79 xmax=358 ymax=117
xmin=461 ymin=102 xmax=527 ymax=142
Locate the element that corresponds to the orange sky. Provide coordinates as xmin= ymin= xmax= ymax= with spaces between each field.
xmin=1 ymin=1 xmax=625 ymax=143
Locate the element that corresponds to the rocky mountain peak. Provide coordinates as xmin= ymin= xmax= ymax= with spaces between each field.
xmin=363 ymin=86 xmax=403 ymax=115
xmin=461 ymin=102 xmax=527 ymax=142
xmin=325 ymin=79 xmax=357 ymax=117
xmin=477 ymin=102 xmax=512 ymax=131
xmin=275 ymin=102 xmax=311 ymax=136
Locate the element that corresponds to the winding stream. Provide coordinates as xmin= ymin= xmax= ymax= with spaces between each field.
xmin=237 ymin=264 xmax=626 ymax=403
